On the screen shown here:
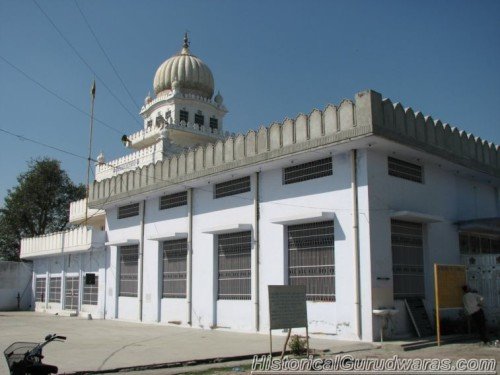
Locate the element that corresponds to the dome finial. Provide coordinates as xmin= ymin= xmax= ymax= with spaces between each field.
xmin=183 ymin=31 xmax=190 ymax=49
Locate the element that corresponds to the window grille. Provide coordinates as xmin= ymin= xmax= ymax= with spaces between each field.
xmin=210 ymin=117 xmax=218 ymax=130
xmin=214 ymin=176 xmax=251 ymax=199
xmin=49 ymin=277 xmax=61 ymax=303
xmin=459 ymin=233 xmax=500 ymax=254
xmin=165 ymin=110 xmax=171 ymax=120
xmin=65 ymin=276 xmax=79 ymax=310
xmin=217 ymin=231 xmax=251 ymax=300
xmin=147 ymin=120 xmax=153 ymax=128
xmin=388 ymin=157 xmax=423 ymax=183
xmin=194 ymin=113 xmax=204 ymax=126
xmin=155 ymin=114 xmax=165 ymax=127
xmin=162 ymin=239 xmax=187 ymax=298
xmin=180 ymin=110 xmax=189 ymax=123
xmin=160 ymin=191 xmax=187 ymax=210
xmin=35 ymin=277 xmax=46 ymax=302
xmin=392 ymin=220 xmax=424 ymax=299
xmin=288 ymin=221 xmax=335 ymax=301
xmin=119 ymin=245 xmax=139 ymax=297
xmin=83 ymin=275 xmax=99 ymax=305
xmin=283 ymin=157 xmax=332 ymax=185
xmin=118 ymin=203 xmax=140 ymax=219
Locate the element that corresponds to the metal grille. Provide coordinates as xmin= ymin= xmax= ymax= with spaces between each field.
xmin=214 ymin=176 xmax=251 ymax=199
xmin=119 ymin=245 xmax=138 ymax=297
xmin=195 ymin=113 xmax=204 ymax=125
xmin=160 ymin=191 xmax=187 ymax=210
xmin=65 ymin=276 xmax=79 ymax=310
xmin=162 ymin=239 xmax=187 ymax=298
xmin=460 ymin=233 xmax=500 ymax=254
xmin=49 ymin=277 xmax=61 ymax=303
xmin=388 ymin=157 xmax=423 ymax=183
xmin=288 ymin=221 xmax=335 ymax=301
xmin=210 ymin=117 xmax=218 ymax=130
xmin=392 ymin=220 xmax=424 ymax=298
xmin=35 ymin=277 xmax=46 ymax=302
xmin=217 ymin=231 xmax=251 ymax=300
xmin=283 ymin=157 xmax=332 ymax=185
xmin=83 ymin=275 xmax=99 ymax=305
xmin=118 ymin=203 xmax=140 ymax=219
xmin=180 ymin=110 xmax=189 ymax=123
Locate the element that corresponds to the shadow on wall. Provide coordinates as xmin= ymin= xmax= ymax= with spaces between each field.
xmin=0 ymin=261 xmax=33 ymax=311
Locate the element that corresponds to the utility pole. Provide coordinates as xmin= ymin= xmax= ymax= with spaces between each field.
xmin=84 ymin=80 xmax=96 ymax=226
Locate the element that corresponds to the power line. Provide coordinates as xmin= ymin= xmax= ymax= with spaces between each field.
xmin=0 ymin=54 xmax=125 ymax=135
xmin=32 ymin=0 xmax=142 ymax=127
xmin=74 ymin=0 xmax=141 ymax=110
xmin=0 ymin=127 xmax=89 ymax=161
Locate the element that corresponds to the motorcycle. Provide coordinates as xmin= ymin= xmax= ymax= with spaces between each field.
xmin=4 ymin=334 xmax=66 ymax=375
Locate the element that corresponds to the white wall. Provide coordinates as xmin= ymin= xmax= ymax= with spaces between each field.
xmin=0 ymin=261 xmax=33 ymax=311
xmin=366 ymin=147 xmax=499 ymax=339
xmin=30 ymin=250 xmax=105 ymax=317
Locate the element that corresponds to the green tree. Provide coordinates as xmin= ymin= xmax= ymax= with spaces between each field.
xmin=0 ymin=158 xmax=86 ymax=261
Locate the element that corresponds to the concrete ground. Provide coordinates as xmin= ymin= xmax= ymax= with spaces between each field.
xmin=0 ymin=312 xmax=373 ymax=374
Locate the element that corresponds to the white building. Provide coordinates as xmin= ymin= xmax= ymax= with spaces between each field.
xmin=21 ymin=36 xmax=500 ymax=342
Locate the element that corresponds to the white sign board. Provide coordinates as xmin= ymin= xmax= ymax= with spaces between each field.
xmin=268 ymin=285 xmax=307 ymax=330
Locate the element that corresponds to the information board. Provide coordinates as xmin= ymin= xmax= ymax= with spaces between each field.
xmin=435 ymin=264 xmax=466 ymax=308
xmin=268 ymin=285 xmax=307 ymax=330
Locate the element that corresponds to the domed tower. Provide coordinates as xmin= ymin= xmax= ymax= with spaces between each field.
xmin=129 ymin=33 xmax=228 ymax=152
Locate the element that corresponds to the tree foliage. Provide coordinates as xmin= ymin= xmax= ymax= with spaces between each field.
xmin=0 ymin=158 xmax=86 ymax=261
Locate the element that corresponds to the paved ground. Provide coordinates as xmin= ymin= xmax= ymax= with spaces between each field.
xmin=1 ymin=312 xmax=498 ymax=374
xmin=0 ymin=312 xmax=373 ymax=374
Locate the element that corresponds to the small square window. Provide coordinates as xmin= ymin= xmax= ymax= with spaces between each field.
xmin=118 ymin=203 xmax=140 ymax=219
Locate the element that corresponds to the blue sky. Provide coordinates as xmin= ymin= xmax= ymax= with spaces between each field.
xmin=1 ymin=0 xmax=499 ymax=202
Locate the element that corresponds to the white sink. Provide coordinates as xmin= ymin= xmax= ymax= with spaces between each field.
xmin=373 ymin=309 xmax=399 ymax=317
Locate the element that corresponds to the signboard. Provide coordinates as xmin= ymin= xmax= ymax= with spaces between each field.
xmin=435 ymin=265 xmax=466 ymax=308
xmin=268 ymin=285 xmax=309 ymax=357
xmin=268 ymin=285 xmax=307 ymax=330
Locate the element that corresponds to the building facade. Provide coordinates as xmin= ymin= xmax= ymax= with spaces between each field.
xmin=21 ymin=37 xmax=500 ymax=342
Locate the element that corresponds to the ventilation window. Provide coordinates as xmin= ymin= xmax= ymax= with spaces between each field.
xmin=210 ymin=117 xmax=218 ymax=131
xmin=180 ymin=110 xmax=189 ymax=123
xmin=215 ymin=176 xmax=251 ymax=199
xmin=388 ymin=157 xmax=423 ymax=183
xmin=195 ymin=113 xmax=204 ymax=126
xmin=217 ymin=231 xmax=251 ymax=300
xmin=288 ymin=221 xmax=335 ymax=301
xmin=118 ymin=203 xmax=140 ymax=219
xmin=160 ymin=191 xmax=187 ymax=210
xmin=283 ymin=157 xmax=332 ymax=185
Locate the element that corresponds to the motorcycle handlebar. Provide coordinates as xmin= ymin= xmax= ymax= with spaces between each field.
xmin=54 ymin=336 xmax=66 ymax=340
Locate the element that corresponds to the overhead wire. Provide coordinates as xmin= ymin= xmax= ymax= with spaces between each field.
xmin=0 ymin=127 xmax=89 ymax=161
xmin=73 ymin=0 xmax=141 ymax=110
xmin=0 ymin=55 xmax=125 ymax=135
xmin=32 ymin=0 xmax=142 ymax=128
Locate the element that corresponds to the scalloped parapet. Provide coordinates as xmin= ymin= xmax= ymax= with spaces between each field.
xmin=88 ymin=90 xmax=499 ymax=207
xmin=374 ymin=96 xmax=499 ymax=175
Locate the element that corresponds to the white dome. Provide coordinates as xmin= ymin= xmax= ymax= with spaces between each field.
xmin=153 ymin=35 xmax=214 ymax=99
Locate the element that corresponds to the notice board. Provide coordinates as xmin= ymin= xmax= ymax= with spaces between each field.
xmin=268 ymin=285 xmax=307 ymax=330
xmin=435 ymin=264 xmax=466 ymax=308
